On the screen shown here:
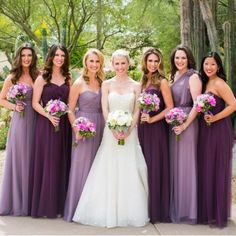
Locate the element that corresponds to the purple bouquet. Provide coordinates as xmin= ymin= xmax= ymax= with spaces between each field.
xmin=194 ymin=93 xmax=216 ymax=126
xmin=165 ymin=107 xmax=188 ymax=141
xmin=7 ymin=83 xmax=28 ymax=117
xmin=138 ymin=92 xmax=160 ymax=113
xmin=44 ymin=99 xmax=69 ymax=132
xmin=72 ymin=117 xmax=96 ymax=146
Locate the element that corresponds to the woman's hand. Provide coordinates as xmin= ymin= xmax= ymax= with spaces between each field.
xmin=204 ymin=114 xmax=215 ymax=124
xmin=47 ymin=115 xmax=60 ymax=127
xmin=140 ymin=113 xmax=153 ymax=123
xmin=172 ymin=123 xmax=186 ymax=135
xmin=112 ymin=130 xmax=130 ymax=140
xmin=74 ymin=129 xmax=83 ymax=141
xmin=112 ymin=130 xmax=122 ymax=140
xmin=15 ymin=102 xmax=25 ymax=113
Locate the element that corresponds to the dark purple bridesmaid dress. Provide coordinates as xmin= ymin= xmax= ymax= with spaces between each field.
xmin=198 ymin=93 xmax=234 ymax=228
xmin=30 ymin=83 xmax=71 ymax=218
xmin=138 ymin=84 xmax=170 ymax=223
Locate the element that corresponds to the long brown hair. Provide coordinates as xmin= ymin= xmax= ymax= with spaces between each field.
xmin=42 ymin=44 xmax=71 ymax=85
xmin=169 ymin=45 xmax=196 ymax=83
xmin=11 ymin=43 xmax=38 ymax=84
xmin=82 ymin=48 xmax=105 ymax=86
xmin=141 ymin=47 xmax=166 ymax=89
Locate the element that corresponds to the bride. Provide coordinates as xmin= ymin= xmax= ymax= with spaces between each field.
xmin=72 ymin=49 xmax=149 ymax=228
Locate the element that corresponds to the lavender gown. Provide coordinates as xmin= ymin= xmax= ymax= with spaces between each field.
xmin=0 ymin=86 xmax=36 ymax=215
xmin=30 ymin=83 xmax=71 ymax=218
xmin=198 ymin=93 xmax=233 ymax=228
xmin=64 ymin=90 xmax=104 ymax=222
xmin=138 ymin=84 xmax=170 ymax=223
xmin=170 ymin=69 xmax=198 ymax=223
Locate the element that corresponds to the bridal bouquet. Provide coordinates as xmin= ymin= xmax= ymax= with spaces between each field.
xmin=72 ymin=117 xmax=96 ymax=146
xmin=44 ymin=99 xmax=69 ymax=132
xmin=138 ymin=92 xmax=160 ymax=113
xmin=165 ymin=107 xmax=188 ymax=141
xmin=7 ymin=83 xmax=28 ymax=117
xmin=107 ymin=110 xmax=133 ymax=145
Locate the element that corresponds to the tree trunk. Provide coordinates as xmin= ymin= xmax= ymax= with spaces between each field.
xmin=199 ymin=0 xmax=219 ymax=52
xmin=225 ymin=0 xmax=236 ymax=136
xmin=96 ymin=0 xmax=103 ymax=50
xmin=209 ymin=0 xmax=217 ymax=26
xmin=227 ymin=0 xmax=236 ymax=94
xmin=192 ymin=0 xmax=207 ymax=69
xmin=180 ymin=0 xmax=192 ymax=48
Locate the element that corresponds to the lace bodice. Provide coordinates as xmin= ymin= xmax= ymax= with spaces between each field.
xmin=108 ymin=92 xmax=135 ymax=113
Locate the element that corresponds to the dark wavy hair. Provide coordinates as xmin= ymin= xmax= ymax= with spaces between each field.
xmin=170 ymin=45 xmax=196 ymax=83
xmin=199 ymin=51 xmax=226 ymax=92
xmin=42 ymin=44 xmax=71 ymax=84
xmin=11 ymin=43 xmax=38 ymax=84
xmin=140 ymin=47 xmax=166 ymax=89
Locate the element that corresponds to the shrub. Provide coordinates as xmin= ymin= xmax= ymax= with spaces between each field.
xmin=0 ymin=108 xmax=12 ymax=150
xmin=0 ymin=125 xmax=9 ymax=150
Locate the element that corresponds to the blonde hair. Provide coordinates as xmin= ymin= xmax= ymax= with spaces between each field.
xmin=82 ymin=48 xmax=105 ymax=86
xmin=111 ymin=49 xmax=130 ymax=64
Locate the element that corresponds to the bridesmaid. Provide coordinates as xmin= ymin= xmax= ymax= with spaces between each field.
xmin=169 ymin=45 xmax=202 ymax=223
xmin=197 ymin=52 xmax=236 ymax=228
xmin=138 ymin=47 xmax=173 ymax=223
xmin=64 ymin=48 xmax=105 ymax=222
xmin=0 ymin=43 xmax=38 ymax=215
xmin=30 ymin=44 xmax=72 ymax=218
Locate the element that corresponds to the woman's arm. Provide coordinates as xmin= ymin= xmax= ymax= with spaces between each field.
xmin=204 ymin=79 xmax=236 ymax=123
xmin=101 ymin=80 xmax=110 ymax=121
xmin=32 ymin=76 xmax=59 ymax=127
xmin=140 ymin=79 xmax=174 ymax=123
xmin=0 ymin=75 xmax=24 ymax=112
xmin=68 ymin=79 xmax=81 ymax=137
xmin=130 ymin=82 xmax=141 ymax=130
xmin=174 ymin=73 xmax=202 ymax=134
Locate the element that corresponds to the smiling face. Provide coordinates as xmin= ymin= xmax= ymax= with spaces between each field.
xmin=146 ymin=53 xmax=160 ymax=74
xmin=112 ymin=56 xmax=129 ymax=77
xmin=52 ymin=49 xmax=65 ymax=68
xmin=174 ymin=50 xmax=188 ymax=72
xmin=21 ymin=49 xmax=33 ymax=68
xmin=203 ymin=57 xmax=218 ymax=78
xmin=85 ymin=53 xmax=101 ymax=75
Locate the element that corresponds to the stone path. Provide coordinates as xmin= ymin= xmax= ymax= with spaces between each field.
xmin=0 ymin=150 xmax=235 ymax=235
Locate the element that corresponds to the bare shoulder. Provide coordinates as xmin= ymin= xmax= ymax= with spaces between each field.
xmin=130 ymin=80 xmax=141 ymax=94
xmin=129 ymin=78 xmax=140 ymax=86
xmin=189 ymin=72 xmax=200 ymax=81
xmin=215 ymin=77 xmax=229 ymax=91
xmin=73 ymin=76 xmax=84 ymax=88
xmin=3 ymin=74 xmax=14 ymax=86
xmin=102 ymin=78 xmax=112 ymax=89
xmin=34 ymin=76 xmax=46 ymax=87
xmin=160 ymin=78 xmax=169 ymax=86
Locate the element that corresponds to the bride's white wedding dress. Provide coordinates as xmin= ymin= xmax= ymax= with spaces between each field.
xmin=72 ymin=92 xmax=149 ymax=228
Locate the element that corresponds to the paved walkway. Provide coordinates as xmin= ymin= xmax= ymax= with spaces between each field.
xmin=0 ymin=150 xmax=235 ymax=235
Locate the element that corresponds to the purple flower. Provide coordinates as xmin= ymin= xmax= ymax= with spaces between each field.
xmin=73 ymin=116 xmax=96 ymax=139
xmin=194 ymin=93 xmax=216 ymax=113
xmin=138 ymin=92 xmax=160 ymax=113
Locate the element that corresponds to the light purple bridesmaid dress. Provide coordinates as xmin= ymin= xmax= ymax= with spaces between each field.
xmin=0 ymin=86 xmax=36 ymax=215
